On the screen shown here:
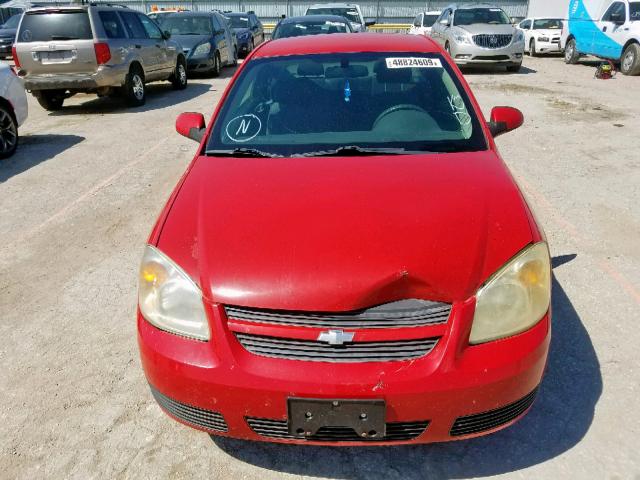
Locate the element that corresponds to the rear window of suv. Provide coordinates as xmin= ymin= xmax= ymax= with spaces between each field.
xmin=18 ymin=11 xmax=92 ymax=42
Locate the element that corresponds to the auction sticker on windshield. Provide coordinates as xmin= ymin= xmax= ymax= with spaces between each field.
xmin=386 ymin=57 xmax=442 ymax=68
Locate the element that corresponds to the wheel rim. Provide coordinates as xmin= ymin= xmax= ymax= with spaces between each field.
xmin=132 ymin=74 xmax=144 ymax=100
xmin=178 ymin=64 xmax=187 ymax=84
xmin=622 ymin=50 xmax=635 ymax=72
xmin=0 ymin=109 xmax=17 ymax=154
xmin=565 ymin=42 xmax=574 ymax=61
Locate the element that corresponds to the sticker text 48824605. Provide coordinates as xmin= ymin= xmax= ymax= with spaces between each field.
xmin=385 ymin=57 xmax=442 ymax=69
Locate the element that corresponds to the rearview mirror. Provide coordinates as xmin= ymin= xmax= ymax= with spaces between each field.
xmin=610 ymin=12 xmax=625 ymax=24
xmin=488 ymin=106 xmax=523 ymax=137
xmin=365 ymin=20 xmax=376 ymax=27
xmin=176 ymin=112 xmax=206 ymax=142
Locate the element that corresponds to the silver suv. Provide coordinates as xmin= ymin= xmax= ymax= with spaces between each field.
xmin=431 ymin=3 xmax=525 ymax=72
xmin=13 ymin=4 xmax=187 ymax=110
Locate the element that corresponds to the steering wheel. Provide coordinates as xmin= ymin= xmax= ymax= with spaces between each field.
xmin=372 ymin=104 xmax=429 ymax=130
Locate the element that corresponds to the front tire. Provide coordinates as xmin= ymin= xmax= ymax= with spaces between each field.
xmin=564 ymin=38 xmax=580 ymax=64
xmin=0 ymin=105 xmax=18 ymax=159
xmin=620 ymin=43 xmax=640 ymax=76
xmin=124 ymin=66 xmax=146 ymax=106
xmin=35 ymin=90 xmax=64 ymax=111
xmin=530 ymin=39 xmax=537 ymax=57
xmin=211 ymin=52 xmax=221 ymax=77
xmin=171 ymin=57 xmax=188 ymax=90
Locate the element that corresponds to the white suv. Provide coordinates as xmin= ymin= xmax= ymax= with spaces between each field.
xmin=0 ymin=63 xmax=28 ymax=159
xmin=305 ymin=3 xmax=375 ymax=32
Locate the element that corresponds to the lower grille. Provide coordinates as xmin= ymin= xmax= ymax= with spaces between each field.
xmin=473 ymin=34 xmax=513 ymax=49
xmin=247 ymin=417 xmax=429 ymax=442
xmin=473 ymin=55 xmax=510 ymax=61
xmin=235 ymin=333 xmax=439 ymax=362
xmin=450 ymin=387 xmax=538 ymax=436
xmin=150 ymin=385 xmax=228 ymax=432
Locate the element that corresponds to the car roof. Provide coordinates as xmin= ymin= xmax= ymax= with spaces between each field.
xmin=280 ymin=14 xmax=351 ymax=24
xmin=165 ymin=11 xmax=216 ymax=17
xmin=225 ymin=12 xmax=253 ymax=17
xmin=422 ymin=11 xmax=442 ymax=15
xmin=255 ymin=33 xmax=439 ymax=57
xmin=307 ymin=3 xmax=359 ymax=8
xmin=447 ymin=3 xmax=504 ymax=10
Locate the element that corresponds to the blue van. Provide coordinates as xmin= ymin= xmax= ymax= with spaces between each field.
xmin=562 ymin=0 xmax=640 ymax=75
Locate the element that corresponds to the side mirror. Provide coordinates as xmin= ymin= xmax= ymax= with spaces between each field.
xmin=365 ymin=20 xmax=376 ymax=27
xmin=488 ymin=106 xmax=523 ymax=137
xmin=176 ymin=112 xmax=206 ymax=142
xmin=163 ymin=30 xmax=171 ymax=39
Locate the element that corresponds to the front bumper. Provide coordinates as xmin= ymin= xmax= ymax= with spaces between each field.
xmin=186 ymin=56 xmax=216 ymax=72
xmin=20 ymin=65 xmax=126 ymax=92
xmin=535 ymin=40 xmax=562 ymax=54
xmin=450 ymin=40 xmax=524 ymax=66
xmin=139 ymin=297 xmax=550 ymax=445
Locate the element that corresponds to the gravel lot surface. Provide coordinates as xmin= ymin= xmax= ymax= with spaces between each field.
xmin=1 ymin=55 xmax=639 ymax=480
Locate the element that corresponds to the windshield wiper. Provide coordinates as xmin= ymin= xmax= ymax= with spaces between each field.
xmin=206 ymin=148 xmax=282 ymax=158
xmin=300 ymin=145 xmax=426 ymax=157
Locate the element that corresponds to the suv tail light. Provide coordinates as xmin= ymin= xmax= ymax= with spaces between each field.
xmin=94 ymin=42 xmax=111 ymax=65
xmin=12 ymin=45 xmax=20 ymax=69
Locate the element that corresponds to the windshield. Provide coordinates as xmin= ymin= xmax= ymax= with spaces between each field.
xmin=18 ymin=11 xmax=92 ymax=41
xmin=423 ymin=14 xmax=439 ymax=27
xmin=307 ymin=8 xmax=361 ymax=23
xmin=533 ymin=19 xmax=563 ymax=29
xmin=273 ymin=20 xmax=350 ymax=38
xmin=2 ymin=14 xmax=20 ymax=29
xmin=227 ymin=16 xmax=249 ymax=28
xmin=206 ymin=53 xmax=486 ymax=157
xmin=454 ymin=8 xmax=511 ymax=26
xmin=631 ymin=3 xmax=640 ymax=20
xmin=161 ymin=16 xmax=212 ymax=35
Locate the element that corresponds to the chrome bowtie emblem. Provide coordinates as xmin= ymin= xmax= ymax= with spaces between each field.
xmin=490 ymin=36 xmax=497 ymax=45
xmin=317 ymin=329 xmax=355 ymax=345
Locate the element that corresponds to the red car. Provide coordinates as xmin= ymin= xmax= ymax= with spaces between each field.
xmin=138 ymin=33 xmax=551 ymax=445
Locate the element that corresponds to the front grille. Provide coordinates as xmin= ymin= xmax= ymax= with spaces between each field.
xmin=450 ymin=387 xmax=538 ymax=436
xmin=473 ymin=55 xmax=510 ymax=61
xmin=150 ymin=385 xmax=228 ymax=432
xmin=473 ymin=34 xmax=513 ymax=49
xmin=225 ymin=299 xmax=451 ymax=329
xmin=235 ymin=333 xmax=439 ymax=362
xmin=247 ymin=417 xmax=429 ymax=442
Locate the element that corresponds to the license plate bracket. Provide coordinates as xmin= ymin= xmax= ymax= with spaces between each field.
xmin=287 ymin=398 xmax=386 ymax=439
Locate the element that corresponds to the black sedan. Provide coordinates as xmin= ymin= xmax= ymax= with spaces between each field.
xmin=0 ymin=14 xmax=20 ymax=59
xmin=272 ymin=15 xmax=353 ymax=39
xmin=159 ymin=12 xmax=237 ymax=76
xmin=223 ymin=11 xmax=265 ymax=57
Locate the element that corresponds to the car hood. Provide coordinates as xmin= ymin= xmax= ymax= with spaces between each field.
xmin=456 ymin=24 xmax=515 ymax=35
xmin=157 ymin=152 xmax=534 ymax=311
xmin=0 ymin=27 xmax=16 ymax=38
xmin=533 ymin=28 xmax=562 ymax=36
xmin=172 ymin=34 xmax=211 ymax=50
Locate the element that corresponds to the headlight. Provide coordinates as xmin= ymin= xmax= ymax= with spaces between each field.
xmin=537 ymin=36 xmax=550 ymax=42
xmin=469 ymin=242 xmax=551 ymax=345
xmin=192 ymin=42 xmax=211 ymax=56
xmin=138 ymin=245 xmax=209 ymax=341
xmin=514 ymin=30 xmax=525 ymax=42
xmin=453 ymin=32 xmax=472 ymax=44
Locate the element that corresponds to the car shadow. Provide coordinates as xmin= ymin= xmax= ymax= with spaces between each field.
xmin=47 ymin=81 xmax=213 ymax=116
xmin=210 ymin=254 xmax=601 ymax=479
xmin=0 ymin=134 xmax=84 ymax=183
xmin=462 ymin=65 xmax=537 ymax=75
